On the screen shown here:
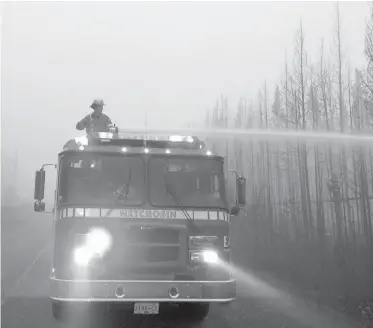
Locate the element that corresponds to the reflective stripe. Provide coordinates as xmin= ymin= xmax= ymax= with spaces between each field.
xmin=59 ymin=208 xmax=229 ymax=221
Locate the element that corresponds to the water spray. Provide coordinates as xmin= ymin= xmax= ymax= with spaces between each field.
xmin=117 ymin=127 xmax=373 ymax=145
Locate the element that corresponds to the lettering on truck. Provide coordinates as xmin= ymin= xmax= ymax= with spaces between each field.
xmin=120 ymin=209 xmax=177 ymax=219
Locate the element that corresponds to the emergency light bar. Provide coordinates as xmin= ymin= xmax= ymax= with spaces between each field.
xmin=67 ymin=129 xmax=206 ymax=151
xmin=90 ymin=132 xmax=197 ymax=143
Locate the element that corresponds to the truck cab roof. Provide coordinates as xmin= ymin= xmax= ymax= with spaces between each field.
xmin=61 ymin=131 xmax=223 ymax=160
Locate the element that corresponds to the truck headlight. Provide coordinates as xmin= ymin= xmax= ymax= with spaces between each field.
xmin=86 ymin=228 xmax=112 ymax=255
xmin=190 ymin=250 xmax=219 ymax=264
xmin=74 ymin=246 xmax=93 ymax=267
xmin=73 ymin=227 xmax=112 ymax=267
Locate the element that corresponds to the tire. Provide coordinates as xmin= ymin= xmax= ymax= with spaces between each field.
xmin=179 ymin=303 xmax=210 ymax=322
xmin=52 ymin=301 xmax=67 ymax=321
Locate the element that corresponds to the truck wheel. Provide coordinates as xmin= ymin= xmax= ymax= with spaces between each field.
xmin=179 ymin=303 xmax=210 ymax=321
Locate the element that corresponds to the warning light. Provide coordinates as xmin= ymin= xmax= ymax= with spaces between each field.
xmin=169 ymin=135 xmax=194 ymax=143
xmin=75 ymin=135 xmax=89 ymax=146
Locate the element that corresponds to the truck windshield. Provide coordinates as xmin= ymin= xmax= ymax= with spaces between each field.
xmin=148 ymin=156 xmax=227 ymax=209
xmin=59 ymin=153 xmax=145 ymax=206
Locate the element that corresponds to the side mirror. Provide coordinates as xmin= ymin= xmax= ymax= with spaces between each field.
xmin=34 ymin=201 xmax=45 ymax=212
xmin=34 ymin=169 xmax=46 ymax=201
xmin=229 ymin=205 xmax=239 ymax=216
xmin=237 ymin=177 xmax=246 ymax=206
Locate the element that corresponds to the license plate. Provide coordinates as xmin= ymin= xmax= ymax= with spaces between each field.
xmin=133 ymin=303 xmax=159 ymax=315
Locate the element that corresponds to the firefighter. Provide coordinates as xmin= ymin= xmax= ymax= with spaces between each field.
xmin=76 ymin=99 xmax=113 ymax=133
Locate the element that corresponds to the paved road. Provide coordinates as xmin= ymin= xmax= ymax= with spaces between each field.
xmin=1 ymin=207 xmax=360 ymax=328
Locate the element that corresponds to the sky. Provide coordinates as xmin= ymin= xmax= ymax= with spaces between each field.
xmin=1 ymin=1 xmax=370 ymax=204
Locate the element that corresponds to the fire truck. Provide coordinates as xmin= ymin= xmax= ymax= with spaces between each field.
xmin=33 ymin=129 xmax=246 ymax=322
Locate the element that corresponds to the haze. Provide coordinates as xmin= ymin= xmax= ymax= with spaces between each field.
xmin=1 ymin=1 xmax=369 ymax=205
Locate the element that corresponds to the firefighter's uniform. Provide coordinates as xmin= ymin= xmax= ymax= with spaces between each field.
xmin=76 ymin=99 xmax=113 ymax=133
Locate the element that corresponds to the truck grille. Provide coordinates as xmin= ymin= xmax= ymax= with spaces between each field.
xmin=57 ymin=225 xmax=186 ymax=280
xmin=120 ymin=227 xmax=181 ymax=264
xmin=125 ymin=227 xmax=180 ymax=245
xmin=148 ymin=246 xmax=179 ymax=262
xmin=98 ymin=226 xmax=185 ymax=279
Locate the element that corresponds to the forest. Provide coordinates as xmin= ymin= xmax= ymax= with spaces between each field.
xmin=204 ymin=3 xmax=373 ymax=326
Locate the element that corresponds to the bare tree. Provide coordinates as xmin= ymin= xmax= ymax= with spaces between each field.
xmin=335 ymin=2 xmax=345 ymax=132
xmin=362 ymin=3 xmax=373 ymax=103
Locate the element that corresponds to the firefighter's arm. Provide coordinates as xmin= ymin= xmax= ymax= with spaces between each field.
xmin=106 ymin=115 xmax=113 ymax=126
xmin=76 ymin=115 xmax=89 ymax=130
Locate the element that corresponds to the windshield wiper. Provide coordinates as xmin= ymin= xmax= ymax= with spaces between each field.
xmin=163 ymin=173 xmax=194 ymax=228
xmin=105 ymin=169 xmax=132 ymax=217
xmin=115 ymin=168 xmax=133 ymax=202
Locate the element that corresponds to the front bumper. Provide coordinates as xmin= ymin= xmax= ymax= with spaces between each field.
xmin=50 ymin=277 xmax=236 ymax=303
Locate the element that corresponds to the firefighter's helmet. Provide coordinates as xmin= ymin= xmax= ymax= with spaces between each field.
xmin=90 ymin=99 xmax=105 ymax=109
